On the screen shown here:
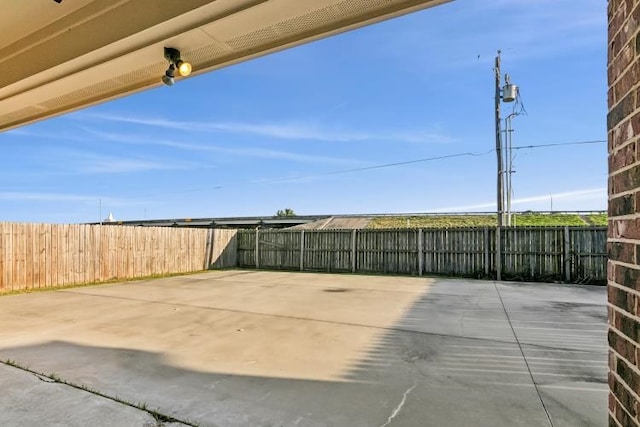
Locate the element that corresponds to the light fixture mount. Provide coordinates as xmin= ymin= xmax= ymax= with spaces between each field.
xmin=161 ymin=47 xmax=192 ymax=86
xmin=164 ymin=47 xmax=181 ymax=63
xmin=162 ymin=63 xmax=176 ymax=86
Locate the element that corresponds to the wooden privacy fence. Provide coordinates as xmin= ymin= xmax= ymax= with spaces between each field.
xmin=0 ymin=223 xmax=237 ymax=293
xmin=0 ymin=223 xmax=606 ymax=291
xmin=237 ymin=227 xmax=607 ymax=284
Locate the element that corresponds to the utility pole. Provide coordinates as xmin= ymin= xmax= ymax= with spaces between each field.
xmin=495 ymin=52 xmax=504 ymax=229
xmin=494 ymin=51 xmax=503 ymax=281
xmin=493 ymin=51 xmax=519 ymax=281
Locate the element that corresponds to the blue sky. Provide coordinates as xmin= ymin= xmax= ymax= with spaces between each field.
xmin=2 ymin=0 xmax=607 ymax=223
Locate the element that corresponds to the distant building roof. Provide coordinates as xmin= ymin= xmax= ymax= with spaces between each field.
xmin=93 ymin=215 xmax=330 ymax=229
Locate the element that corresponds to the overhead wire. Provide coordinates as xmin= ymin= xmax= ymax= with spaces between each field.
xmin=134 ymin=139 xmax=607 ymax=198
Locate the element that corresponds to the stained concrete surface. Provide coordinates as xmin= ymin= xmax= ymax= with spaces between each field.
xmin=0 ymin=271 xmax=607 ymax=426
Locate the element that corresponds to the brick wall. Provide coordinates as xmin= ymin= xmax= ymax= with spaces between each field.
xmin=608 ymin=1 xmax=640 ymax=425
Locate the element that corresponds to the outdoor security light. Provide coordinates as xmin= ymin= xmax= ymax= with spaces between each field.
xmin=177 ymin=61 xmax=192 ymax=77
xmin=162 ymin=47 xmax=192 ymax=86
xmin=162 ymin=63 xmax=176 ymax=86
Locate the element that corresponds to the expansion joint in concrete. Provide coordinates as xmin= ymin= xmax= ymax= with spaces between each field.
xmin=0 ymin=359 xmax=198 ymax=427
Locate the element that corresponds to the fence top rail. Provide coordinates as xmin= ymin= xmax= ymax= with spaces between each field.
xmin=236 ymin=226 xmax=607 ymax=233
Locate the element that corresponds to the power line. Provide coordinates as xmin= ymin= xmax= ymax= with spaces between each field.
xmin=512 ymin=140 xmax=605 ymax=150
xmin=262 ymin=150 xmax=495 ymax=183
xmin=247 ymin=139 xmax=607 ymax=185
xmin=135 ymin=139 xmax=607 ymax=198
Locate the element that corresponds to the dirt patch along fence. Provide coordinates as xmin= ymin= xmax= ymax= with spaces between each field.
xmin=0 ymin=224 xmax=237 ymax=293
xmin=236 ymin=227 xmax=607 ymax=284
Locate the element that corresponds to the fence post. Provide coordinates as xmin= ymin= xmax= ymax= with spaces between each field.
xmin=564 ymin=226 xmax=571 ymax=283
xmin=351 ymin=230 xmax=357 ymax=273
xmin=300 ymin=230 xmax=305 ymax=271
xmin=255 ymin=228 xmax=260 ymax=269
xmin=496 ymin=226 xmax=502 ymax=281
xmin=418 ymin=229 xmax=424 ymax=276
xmin=484 ymin=227 xmax=490 ymax=277
xmin=204 ymin=228 xmax=213 ymax=270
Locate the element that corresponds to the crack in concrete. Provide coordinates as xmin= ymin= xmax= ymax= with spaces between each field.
xmin=379 ymin=382 xmax=416 ymax=427
xmin=493 ymin=282 xmax=554 ymax=427
xmin=2 ymin=359 xmax=198 ymax=427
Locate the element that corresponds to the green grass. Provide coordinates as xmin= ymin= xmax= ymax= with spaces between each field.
xmin=368 ymin=213 xmax=607 ymax=229
xmin=0 ymin=270 xmax=209 ymax=297
xmin=587 ymin=213 xmax=608 ymax=226
xmin=369 ymin=215 xmax=497 ymax=229
xmin=512 ymin=213 xmax=585 ymax=226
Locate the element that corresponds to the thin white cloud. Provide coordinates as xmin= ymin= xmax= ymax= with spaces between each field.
xmin=74 ymin=113 xmax=453 ymax=144
xmin=78 ymin=127 xmax=367 ymax=166
xmin=58 ymin=149 xmax=203 ymax=174
xmin=79 ymin=157 xmax=193 ymax=174
xmin=0 ymin=192 xmax=112 ymax=203
xmin=430 ymin=188 xmax=606 ymax=213
xmin=3 ymin=128 xmax=90 ymax=143
xmin=0 ymin=192 xmax=148 ymax=211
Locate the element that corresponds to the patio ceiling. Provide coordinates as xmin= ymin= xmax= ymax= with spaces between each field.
xmin=0 ymin=0 xmax=450 ymax=132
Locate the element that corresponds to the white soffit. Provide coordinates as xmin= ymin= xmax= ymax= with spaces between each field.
xmin=0 ymin=0 xmax=450 ymax=131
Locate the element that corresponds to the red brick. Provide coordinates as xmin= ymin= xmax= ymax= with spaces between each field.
xmin=610 ymin=119 xmax=629 ymax=149
xmin=630 ymin=111 xmax=640 ymax=141
xmin=612 ymin=391 xmax=637 ymax=426
xmin=609 ymin=0 xmax=640 ymax=418
xmin=610 ymin=6 xmax=627 ymax=42
xmin=611 ymin=218 xmax=640 ymax=239
xmin=610 ymin=194 xmax=637 ymax=216
xmin=609 ymin=414 xmax=621 ymax=427
xmin=614 ymin=311 xmax=640 ymax=342
xmin=616 ymin=354 xmax=640 ymax=398
xmin=609 ymin=90 xmax=637 ymax=129
xmin=611 ymin=329 xmax=639 ymax=364
xmin=612 ymin=370 xmax=639 ymax=417
xmin=615 ymin=61 xmax=640 ymax=102
xmin=610 ymin=141 xmax=637 ymax=169
xmin=609 ymin=242 xmax=637 ymax=264
xmin=609 ymin=44 xmax=635 ymax=86
xmin=615 ymin=264 xmax=640 ymax=290
xmin=610 ymin=2 xmax=624 ymax=26
xmin=611 ymin=166 xmax=640 ymax=194
xmin=610 ymin=285 xmax=638 ymax=313
xmin=609 ymin=0 xmax=640 ymax=75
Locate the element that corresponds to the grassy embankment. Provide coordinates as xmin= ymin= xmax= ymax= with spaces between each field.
xmin=368 ymin=213 xmax=608 ymax=229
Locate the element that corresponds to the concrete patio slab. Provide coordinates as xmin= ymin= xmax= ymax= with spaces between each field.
xmin=0 ymin=271 xmax=607 ymax=426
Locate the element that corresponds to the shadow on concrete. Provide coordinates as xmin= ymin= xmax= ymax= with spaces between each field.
xmin=1 ymin=279 xmax=607 ymax=427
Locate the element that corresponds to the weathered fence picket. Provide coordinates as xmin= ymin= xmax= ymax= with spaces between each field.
xmin=236 ymin=227 xmax=606 ymax=284
xmin=0 ymin=224 xmax=237 ymax=293
xmin=0 ymin=224 xmax=607 ymax=293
